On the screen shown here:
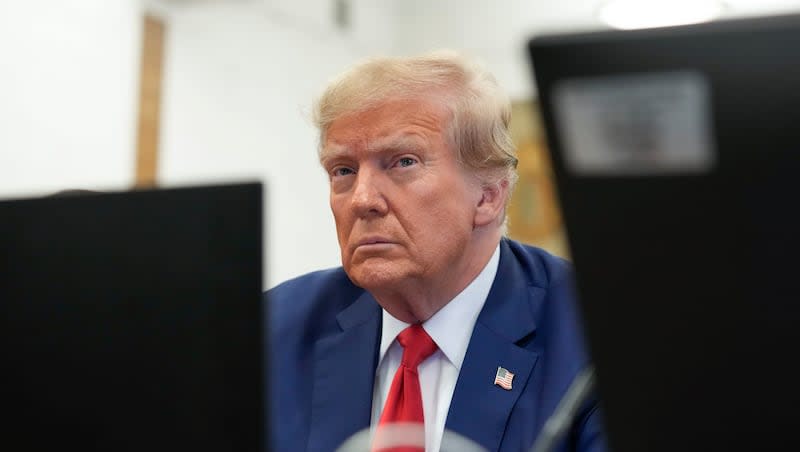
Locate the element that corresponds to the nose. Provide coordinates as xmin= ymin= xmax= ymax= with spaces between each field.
xmin=351 ymin=166 xmax=389 ymax=218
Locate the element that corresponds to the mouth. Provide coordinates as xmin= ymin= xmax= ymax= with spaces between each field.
xmin=353 ymin=237 xmax=395 ymax=249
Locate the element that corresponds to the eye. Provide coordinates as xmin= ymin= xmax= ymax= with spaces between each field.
xmin=331 ymin=167 xmax=355 ymax=177
xmin=395 ymin=157 xmax=417 ymax=168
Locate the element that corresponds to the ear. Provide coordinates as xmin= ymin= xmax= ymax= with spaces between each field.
xmin=473 ymin=179 xmax=509 ymax=228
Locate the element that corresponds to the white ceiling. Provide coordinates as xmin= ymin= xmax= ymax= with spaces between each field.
xmin=390 ymin=0 xmax=800 ymax=55
xmin=465 ymin=0 xmax=800 ymax=32
xmin=148 ymin=0 xmax=800 ymax=99
xmin=150 ymin=0 xmax=800 ymax=45
xmin=389 ymin=0 xmax=800 ymax=98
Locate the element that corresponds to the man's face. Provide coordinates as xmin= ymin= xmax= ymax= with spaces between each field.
xmin=321 ymin=97 xmax=484 ymax=294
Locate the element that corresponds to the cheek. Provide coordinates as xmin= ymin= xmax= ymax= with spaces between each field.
xmin=427 ymin=183 xmax=477 ymax=225
xmin=413 ymin=197 xmax=474 ymax=247
xmin=330 ymin=199 xmax=352 ymax=242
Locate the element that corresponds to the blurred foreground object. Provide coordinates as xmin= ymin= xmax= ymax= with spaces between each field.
xmin=0 ymin=183 xmax=264 ymax=451
xmin=337 ymin=424 xmax=486 ymax=452
xmin=529 ymin=11 xmax=800 ymax=452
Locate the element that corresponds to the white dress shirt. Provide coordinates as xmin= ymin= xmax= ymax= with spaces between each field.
xmin=370 ymin=244 xmax=501 ymax=452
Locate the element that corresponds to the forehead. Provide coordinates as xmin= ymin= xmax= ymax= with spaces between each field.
xmin=322 ymin=97 xmax=452 ymax=153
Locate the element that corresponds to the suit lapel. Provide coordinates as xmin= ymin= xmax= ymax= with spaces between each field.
xmin=444 ymin=240 xmax=545 ymax=452
xmin=307 ymin=291 xmax=381 ymax=452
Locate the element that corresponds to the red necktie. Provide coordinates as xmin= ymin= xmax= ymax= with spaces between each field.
xmin=373 ymin=324 xmax=439 ymax=452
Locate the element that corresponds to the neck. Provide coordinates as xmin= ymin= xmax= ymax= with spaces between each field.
xmin=372 ymin=229 xmax=501 ymax=323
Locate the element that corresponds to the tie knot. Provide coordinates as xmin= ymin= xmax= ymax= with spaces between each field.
xmin=397 ymin=324 xmax=438 ymax=369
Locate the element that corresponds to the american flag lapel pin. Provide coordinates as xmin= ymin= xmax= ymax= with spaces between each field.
xmin=494 ymin=366 xmax=514 ymax=390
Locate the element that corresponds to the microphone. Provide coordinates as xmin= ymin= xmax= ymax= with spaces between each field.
xmin=529 ymin=366 xmax=596 ymax=452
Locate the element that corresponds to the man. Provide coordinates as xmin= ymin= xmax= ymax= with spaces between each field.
xmin=267 ymin=50 xmax=605 ymax=452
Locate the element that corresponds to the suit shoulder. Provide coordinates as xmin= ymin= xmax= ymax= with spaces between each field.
xmin=503 ymin=238 xmax=574 ymax=289
xmin=264 ymin=267 xmax=365 ymax=337
xmin=267 ymin=267 xmax=354 ymax=298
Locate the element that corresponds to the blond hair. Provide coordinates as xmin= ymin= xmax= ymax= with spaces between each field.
xmin=313 ymin=50 xmax=518 ymax=197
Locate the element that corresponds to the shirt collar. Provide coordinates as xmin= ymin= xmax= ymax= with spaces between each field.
xmin=377 ymin=244 xmax=501 ymax=371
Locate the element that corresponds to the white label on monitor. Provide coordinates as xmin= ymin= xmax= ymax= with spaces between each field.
xmin=553 ymin=71 xmax=715 ymax=175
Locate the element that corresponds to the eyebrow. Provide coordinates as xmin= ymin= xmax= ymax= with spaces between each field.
xmin=320 ymin=133 xmax=427 ymax=165
xmin=368 ymin=134 xmax=427 ymax=153
xmin=320 ymin=143 xmax=348 ymax=161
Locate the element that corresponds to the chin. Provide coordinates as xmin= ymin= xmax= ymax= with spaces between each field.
xmin=345 ymin=261 xmax=408 ymax=292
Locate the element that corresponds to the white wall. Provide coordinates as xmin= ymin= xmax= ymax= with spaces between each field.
xmin=155 ymin=0 xmax=394 ymax=288
xmin=0 ymin=0 xmax=142 ymax=198
xmin=390 ymin=0 xmax=800 ymax=101
xmin=390 ymin=0 xmax=603 ymax=101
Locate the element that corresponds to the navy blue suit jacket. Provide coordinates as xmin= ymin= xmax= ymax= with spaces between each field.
xmin=266 ymin=239 xmax=606 ymax=452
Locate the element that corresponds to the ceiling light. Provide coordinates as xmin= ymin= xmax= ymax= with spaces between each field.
xmin=598 ymin=0 xmax=726 ymax=30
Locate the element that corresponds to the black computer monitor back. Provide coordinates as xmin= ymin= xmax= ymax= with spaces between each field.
xmin=529 ymin=14 xmax=800 ymax=452
xmin=0 ymin=183 xmax=264 ymax=451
